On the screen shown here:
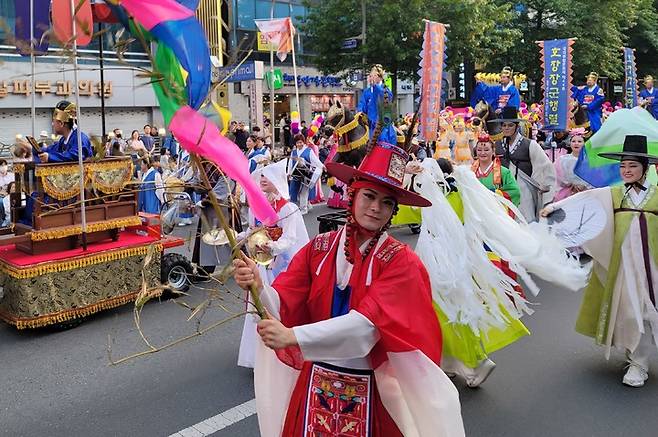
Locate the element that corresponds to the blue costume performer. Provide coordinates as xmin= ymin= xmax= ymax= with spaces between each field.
xmin=470 ymin=67 xmax=520 ymax=113
xmin=357 ymin=64 xmax=397 ymax=144
xmin=639 ymin=75 xmax=658 ymax=120
xmin=247 ymin=146 xmax=270 ymax=174
xmin=37 ymin=100 xmax=92 ymax=163
xmin=138 ymin=158 xmax=163 ymax=214
xmin=571 ymin=72 xmax=605 ymax=133
xmin=287 ymin=134 xmax=323 ymax=215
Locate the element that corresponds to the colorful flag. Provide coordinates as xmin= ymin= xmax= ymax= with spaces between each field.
xmin=537 ymin=39 xmax=574 ymax=131
xmin=574 ymin=107 xmax=658 ymax=187
xmin=417 ymin=20 xmax=447 ymax=142
xmin=254 ymin=17 xmax=295 ymax=62
xmin=623 ymin=47 xmax=639 ymax=108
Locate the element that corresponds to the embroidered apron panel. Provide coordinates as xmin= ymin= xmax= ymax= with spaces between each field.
xmin=304 ymin=363 xmax=373 ymax=437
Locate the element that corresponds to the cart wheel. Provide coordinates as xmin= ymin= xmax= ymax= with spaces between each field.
xmin=409 ymin=224 xmax=421 ymax=234
xmin=161 ymin=253 xmax=193 ymax=294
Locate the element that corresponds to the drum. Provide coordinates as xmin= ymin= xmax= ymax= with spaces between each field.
xmin=290 ymin=158 xmax=313 ymax=187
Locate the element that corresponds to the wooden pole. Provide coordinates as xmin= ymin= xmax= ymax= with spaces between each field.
xmin=190 ymin=153 xmax=267 ymax=319
xmin=69 ymin=0 xmax=88 ymax=250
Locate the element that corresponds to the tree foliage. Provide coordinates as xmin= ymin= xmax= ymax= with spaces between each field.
xmin=301 ymin=0 xmax=658 ymax=86
xmin=301 ymin=0 xmax=518 ymax=79
xmin=490 ymin=0 xmax=658 ymax=81
xmin=626 ymin=0 xmax=658 ymax=75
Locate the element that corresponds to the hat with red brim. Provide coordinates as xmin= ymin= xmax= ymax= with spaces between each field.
xmin=326 ymin=142 xmax=431 ymax=207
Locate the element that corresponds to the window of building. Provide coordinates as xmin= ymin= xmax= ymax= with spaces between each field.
xmin=291 ymin=4 xmax=305 ymax=26
xmin=237 ymin=0 xmax=257 ymax=30
xmin=255 ymin=0 xmax=273 ymax=19
xmin=241 ymin=0 xmax=307 ymax=30
xmin=274 ymin=2 xmax=290 ymax=18
xmin=0 ymin=5 xmax=146 ymax=61
xmin=254 ymin=1 xmax=296 ymax=21
xmin=0 ymin=0 xmax=16 ymax=44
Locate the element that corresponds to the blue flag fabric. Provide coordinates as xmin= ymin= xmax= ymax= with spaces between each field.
xmin=541 ymin=39 xmax=570 ymax=131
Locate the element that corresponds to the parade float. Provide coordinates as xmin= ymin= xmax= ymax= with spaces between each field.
xmin=0 ymin=157 xmax=191 ymax=329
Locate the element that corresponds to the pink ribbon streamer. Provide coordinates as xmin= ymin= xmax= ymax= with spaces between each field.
xmin=169 ymin=106 xmax=277 ymax=225
xmin=120 ymin=0 xmax=193 ymax=31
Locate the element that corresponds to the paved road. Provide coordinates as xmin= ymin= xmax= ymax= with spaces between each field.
xmin=1 ymin=203 xmax=657 ymax=436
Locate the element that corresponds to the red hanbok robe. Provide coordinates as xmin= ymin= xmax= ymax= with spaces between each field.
xmin=254 ymin=229 xmax=464 ymax=437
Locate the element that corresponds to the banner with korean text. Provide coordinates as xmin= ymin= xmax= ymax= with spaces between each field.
xmin=537 ymin=38 xmax=574 ymax=131
xmin=417 ymin=20 xmax=446 ymax=142
xmin=623 ymin=47 xmax=639 ymax=108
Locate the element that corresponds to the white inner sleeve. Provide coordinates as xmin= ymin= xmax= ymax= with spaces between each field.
xmin=293 ymin=310 xmax=380 ymax=363
xmin=260 ymin=282 xmax=281 ymax=320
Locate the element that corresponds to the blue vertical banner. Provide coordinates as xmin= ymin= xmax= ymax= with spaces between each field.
xmin=623 ymin=47 xmax=638 ymax=108
xmin=537 ymin=38 xmax=573 ymax=131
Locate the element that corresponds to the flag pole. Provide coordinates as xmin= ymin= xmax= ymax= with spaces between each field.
xmin=69 ymin=0 xmax=88 ymax=251
xmin=30 ymin=0 xmax=35 ymax=137
xmin=289 ymin=19 xmax=300 ymax=117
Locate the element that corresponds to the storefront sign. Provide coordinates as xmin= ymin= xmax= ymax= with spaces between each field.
xmin=0 ymin=79 xmax=113 ymax=98
xmin=397 ymin=80 xmax=414 ymax=94
xmin=282 ymin=73 xmax=342 ymax=88
xmin=265 ymin=69 xmax=284 ymax=90
xmin=249 ymin=82 xmax=258 ymax=125
xmin=341 ymin=38 xmax=358 ymax=50
xmin=217 ymin=61 xmax=264 ymax=83
xmin=310 ymin=95 xmax=354 ymax=112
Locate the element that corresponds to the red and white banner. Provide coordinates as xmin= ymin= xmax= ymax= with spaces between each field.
xmin=254 ymin=17 xmax=295 ymax=62
xmin=418 ymin=20 xmax=447 ymax=142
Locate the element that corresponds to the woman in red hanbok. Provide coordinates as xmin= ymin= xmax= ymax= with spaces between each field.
xmin=234 ymin=142 xmax=464 ymax=437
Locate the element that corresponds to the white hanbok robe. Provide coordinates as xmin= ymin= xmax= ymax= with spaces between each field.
xmin=237 ymin=200 xmax=309 ymax=368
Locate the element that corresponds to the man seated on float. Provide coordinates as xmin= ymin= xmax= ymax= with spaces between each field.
xmin=37 ymin=100 xmax=93 ymax=163
xmin=21 ymin=101 xmax=93 ymax=227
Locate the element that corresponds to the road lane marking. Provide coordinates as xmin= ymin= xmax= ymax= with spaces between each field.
xmin=170 ymin=398 xmax=257 ymax=437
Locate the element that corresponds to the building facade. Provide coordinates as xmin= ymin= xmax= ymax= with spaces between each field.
xmin=0 ymin=1 xmax=163 ymax=144
xmin=225 ymin=0 xmax=417 ymax=130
